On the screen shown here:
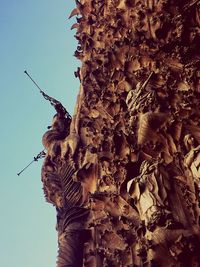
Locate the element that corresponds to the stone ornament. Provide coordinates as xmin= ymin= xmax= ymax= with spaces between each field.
xmin=41 ymin=1 xmax=200 ymax=266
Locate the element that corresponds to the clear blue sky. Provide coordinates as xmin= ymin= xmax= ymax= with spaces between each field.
xmin=0 ymin=1 xmax=80 ymax=266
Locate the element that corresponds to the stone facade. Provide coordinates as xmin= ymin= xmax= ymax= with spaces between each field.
xmin=42 ymin=1 xmax=200 ymax=266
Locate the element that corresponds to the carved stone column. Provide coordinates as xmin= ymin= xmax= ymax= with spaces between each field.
xmin=42 ymin=1 xmax=200 ymax=266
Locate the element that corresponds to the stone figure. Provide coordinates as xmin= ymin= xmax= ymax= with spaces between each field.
xmin=184 ymin=134 xmax=200 ymax=182
xmin=128 ymin=160 xmax=176 ymax=231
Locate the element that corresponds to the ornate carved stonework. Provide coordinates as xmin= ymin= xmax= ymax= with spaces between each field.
xmin=42 ymin=1 xmax=200 ymax=266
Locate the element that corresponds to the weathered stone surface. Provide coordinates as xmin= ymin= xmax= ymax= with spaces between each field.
xmin=42 ymin=1 xmax=200 ymax=266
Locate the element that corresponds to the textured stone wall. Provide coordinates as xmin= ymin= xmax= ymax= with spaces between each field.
xmin=42 ymin=1 xmax=200 ymax=266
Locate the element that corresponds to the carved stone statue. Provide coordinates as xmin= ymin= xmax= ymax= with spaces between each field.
xmin=127 ymin=160 xmax=177 ymax=231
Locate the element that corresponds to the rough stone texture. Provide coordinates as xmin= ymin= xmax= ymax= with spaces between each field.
xmin=41 ymin=1 xmax=200 ymax=266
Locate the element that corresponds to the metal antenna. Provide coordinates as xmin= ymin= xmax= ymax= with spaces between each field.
xmin=19 ymin=71 xmax=72 ymax=175
xmin=24 ymin=70 xmax=43 ymax=94
xmin=17 ymin=150 xmax=46 ymax=176
xmin=24 ymin=70 xmax=71 ymax=118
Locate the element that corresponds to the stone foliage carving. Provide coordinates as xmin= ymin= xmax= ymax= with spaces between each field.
xmin=41 ymin=109 xmax=90 ymax=267
xmin=41 ymin=0 xmax=200 ymax=266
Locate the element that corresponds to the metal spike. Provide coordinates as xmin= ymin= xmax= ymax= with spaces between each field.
xmin=24 ymin=70 xmax=71 ymax=118
xmin=17 ymin=150 xmax=46 ymax=176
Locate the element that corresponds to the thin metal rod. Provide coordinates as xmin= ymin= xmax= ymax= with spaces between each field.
xmin=17 ymin=159 xmax=35 ymax=176
xmin=24 ymin=70 xmax=43 ymax=93
xmin=24 ymin=70 xmax=71 ymax=117
xmin=17 ymin=150 xmax=45 ymax=176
